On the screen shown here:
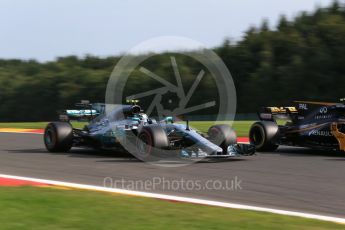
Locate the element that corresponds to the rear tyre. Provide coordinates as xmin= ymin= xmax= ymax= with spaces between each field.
xmin=44 ymin=122 xmax=73 ymax=152
xmin=249 ymin=121 xmax=279 ymax=152
xmin=136 ymin=125 xmax=169 ymax=160
xmin=208 ymin=124 xmax=237 ymax=154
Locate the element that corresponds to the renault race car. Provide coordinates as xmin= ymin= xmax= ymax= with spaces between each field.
xmin=249 ymin=100 xmax=345 ymax=152
xmin=44 ymin=101 xmax=255 ymax=161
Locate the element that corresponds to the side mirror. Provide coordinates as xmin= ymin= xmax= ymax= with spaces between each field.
xmin=163 ymin=116 xmax=174 ymax=124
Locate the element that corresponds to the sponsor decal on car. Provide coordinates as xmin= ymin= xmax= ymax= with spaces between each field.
xmin=267 ymin=107 xmax=297 ymax=113
xmin=308 ymin=130 xmax=333 ymax=137
xmin=314 ymin=114 xmax=333 ymax=119
xmin=319 ymin=107 xmax=328 ymax=114
xmin=298 ymin=103 xmax=308 ymax=110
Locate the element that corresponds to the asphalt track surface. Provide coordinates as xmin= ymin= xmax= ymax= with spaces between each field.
xmin=1 ymin=132 xmax=345 ymax=218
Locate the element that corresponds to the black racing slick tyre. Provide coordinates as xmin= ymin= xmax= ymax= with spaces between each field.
xmin=136 ymin=125 xmax=169 ymax=160
xmin=249 ymin=121 xmax=279 ymax=152
xmin=44 ymin=122 xmax=73 ymax=152
xmin=208 ymin=124 xmax=237 ymax=154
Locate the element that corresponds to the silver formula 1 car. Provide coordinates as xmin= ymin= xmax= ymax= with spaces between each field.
xmin=44 ymin=101 xmax=255 ymax=161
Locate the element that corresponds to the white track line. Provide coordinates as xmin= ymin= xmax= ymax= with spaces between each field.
xmin=0 ymin=174 xmax=344 ymax=224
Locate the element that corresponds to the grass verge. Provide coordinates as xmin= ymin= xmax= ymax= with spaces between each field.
xmin=0 ymin=186 xmax=343 ymax=230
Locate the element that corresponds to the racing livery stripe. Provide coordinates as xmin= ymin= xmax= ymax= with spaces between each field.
xmin=285 ymin=123 xmax=331 ymax=134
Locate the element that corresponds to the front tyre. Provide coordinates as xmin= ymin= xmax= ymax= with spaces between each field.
xmin=249 ymin=121 xmax=279 ymax=152
xmin=44 ymin=122 xmax=73 ymax=152
xmin=208 ymin=124 xmax=237 ymax=154
xmin=136 ymin=125 xmax=169 ymax=160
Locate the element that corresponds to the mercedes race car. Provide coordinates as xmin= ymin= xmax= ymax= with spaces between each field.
xmin=44 ymin=101 xmax=255 ymax=161
xmin=249 ymin=100 xmax=345 ymax=152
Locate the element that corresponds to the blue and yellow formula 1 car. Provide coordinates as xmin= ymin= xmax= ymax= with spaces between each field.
xmin=249 ymin=99 xmax=345 ymax=152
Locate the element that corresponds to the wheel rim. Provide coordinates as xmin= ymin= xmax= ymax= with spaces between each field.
xmin=250 ymin=126 xmax=264 ymax=147
xmin=209 ymin=128 xmax=223 ymax=145
xmin=137 ymin=132 xmax=152 ymax=158
xmin=44 ymin=128 xmax=56 ymax=148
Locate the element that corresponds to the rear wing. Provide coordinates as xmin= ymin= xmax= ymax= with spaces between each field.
xmin=59 ymin=100 xmax=105 ymax=122
xmin=258 ymin=106 xmax=298 ymax=121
